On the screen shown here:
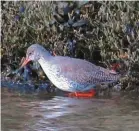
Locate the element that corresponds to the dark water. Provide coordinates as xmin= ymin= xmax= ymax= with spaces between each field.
xmin=1 ymin=86 xmax=139 ymax=131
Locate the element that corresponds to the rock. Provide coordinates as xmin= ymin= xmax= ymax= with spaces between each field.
xmin=19 ymin=6 xmax=25 ymax=13
xmin=72 ymin=19 xmax=89 ymax=27
xmin=67 ymin=39 xmax=77 ymax=57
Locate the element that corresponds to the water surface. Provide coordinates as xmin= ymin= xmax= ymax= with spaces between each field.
xmin=1 ymin=86 xmax=139 ymax=131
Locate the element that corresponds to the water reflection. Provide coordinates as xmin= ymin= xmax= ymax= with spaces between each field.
xmin=1 ymin=87 xmax=139 ymax=131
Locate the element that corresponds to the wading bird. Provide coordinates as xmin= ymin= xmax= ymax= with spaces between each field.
xmin=21 ymin=44 xmax=120 ymax=98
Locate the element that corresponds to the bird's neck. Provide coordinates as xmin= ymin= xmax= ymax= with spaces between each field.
xmin=38 ymin=52 xmax=53 ymax=73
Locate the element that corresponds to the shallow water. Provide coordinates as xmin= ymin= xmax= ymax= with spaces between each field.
xmin=1 ymin=86 xmax=139 ymax=131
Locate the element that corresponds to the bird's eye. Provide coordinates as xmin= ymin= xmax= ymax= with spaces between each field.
xmin=29 ymin=52 xmax=32 ymax=56
xmin=29 ymin=50 xmax=34 ymax=56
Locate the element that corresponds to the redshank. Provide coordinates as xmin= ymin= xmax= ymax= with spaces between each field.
xmin=21 ymin=44 xmax=120 ymax=98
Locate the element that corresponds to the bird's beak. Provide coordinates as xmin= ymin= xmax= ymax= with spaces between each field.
xmin=20 ymin=58 xmax=31 ymax=68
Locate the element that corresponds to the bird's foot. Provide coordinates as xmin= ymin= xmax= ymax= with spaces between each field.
xmin=68 ymin=89 xmax=96 ymax=98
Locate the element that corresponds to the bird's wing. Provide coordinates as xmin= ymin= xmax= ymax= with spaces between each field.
xmin=51 ymin=56 xmax=120 ymax=84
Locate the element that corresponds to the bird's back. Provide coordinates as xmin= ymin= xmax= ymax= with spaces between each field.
xmin=48 ymin=56 xmax=120 ymax=85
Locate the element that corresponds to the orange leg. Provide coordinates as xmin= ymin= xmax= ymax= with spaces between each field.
xmin=68 ymin=89 xmax=96 ymax=98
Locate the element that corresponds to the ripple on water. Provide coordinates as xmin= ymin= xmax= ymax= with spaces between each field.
xmin=1 ymin=86 xmax=139 ymax=131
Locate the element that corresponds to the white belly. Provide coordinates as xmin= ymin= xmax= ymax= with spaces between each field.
xmin=47 ymin=72 xmax=71 ymax=92
xmin=38 ymin=59 xmax=72 ymax=92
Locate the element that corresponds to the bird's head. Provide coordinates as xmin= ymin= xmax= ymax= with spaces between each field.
xmin=20 ymin=44 xmax=50 ymax=68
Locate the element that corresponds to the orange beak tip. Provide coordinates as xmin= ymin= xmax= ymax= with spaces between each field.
xmin=20 ymin=58 xmax=31 ymax=68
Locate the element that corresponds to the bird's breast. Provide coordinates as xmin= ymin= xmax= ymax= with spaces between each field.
xmin=46 ymin=66 xmax=72 ymax=91
xmin=39 ymin=61 xmax=71 ymax=91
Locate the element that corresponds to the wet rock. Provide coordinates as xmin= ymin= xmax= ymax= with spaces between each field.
xmin=72 ymin=19 xmax=89 ymax=27
xmin=6 ymin=63 xmax=39 ymax=82
xmin=125 ymin=24 xmax=135 ymax=35
xmin=67 ymin=19 xmax=75 ymax=26
xmin=19 ymin=6 xmax=25 ymax=13
xmin=63 ymin=5 xmax=72 ymax=15
xmin=22 ymin=65 xmax=32 ymax=81
xmin=67 ymin=38 xmax=77 ymax=57
xmin=35 ymin=83 xmax=53 ymax=93
xmin=15 ymin=15 xmax=20 ymax=21
xmin=6 ymin=70 xmax=18 ymax=78
xmin=74 ymin=9 xmax=81 ymax=21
